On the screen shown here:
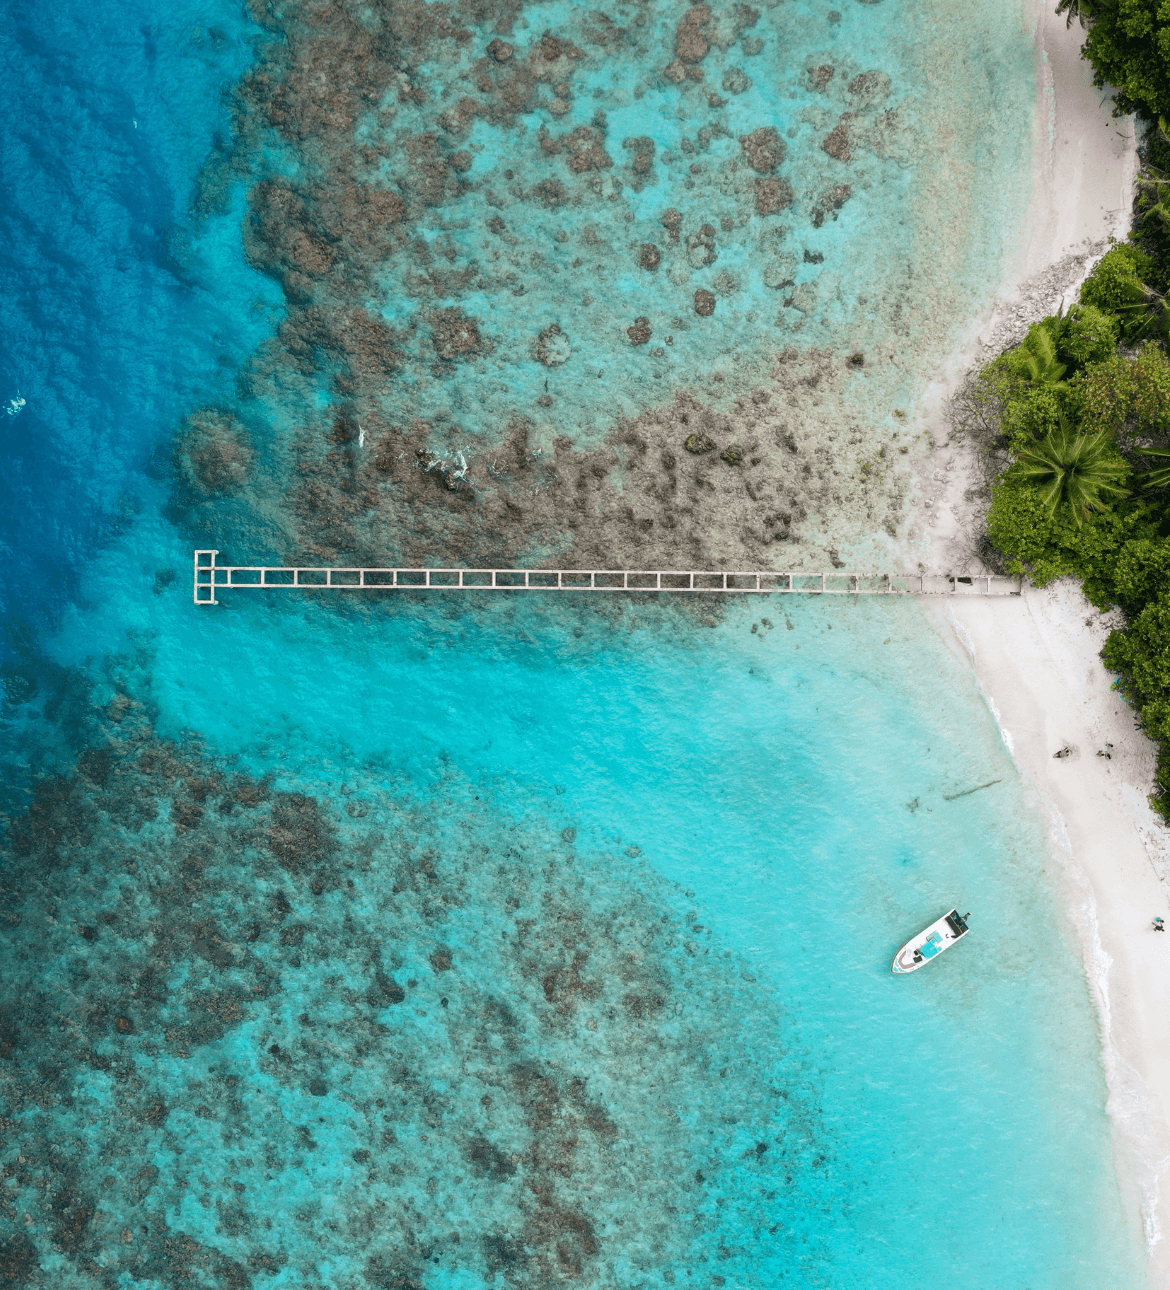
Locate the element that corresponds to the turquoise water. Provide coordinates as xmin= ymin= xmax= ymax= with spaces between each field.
xmin=0 ymin=0 xmax=1150 ymax=1285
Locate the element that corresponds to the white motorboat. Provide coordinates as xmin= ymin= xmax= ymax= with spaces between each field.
xmin=892 ymin=909 xmax=970 ymax=973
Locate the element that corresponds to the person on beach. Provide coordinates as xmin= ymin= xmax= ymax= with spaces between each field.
xmin=1154 ymin=917 xmax=1165 ymax=932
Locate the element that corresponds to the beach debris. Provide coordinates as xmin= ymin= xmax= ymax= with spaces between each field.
xmin=942 ymin=778 xmax=1003 ymax=801
xmin=1052 ymin=746 xmax=1074 ymax=759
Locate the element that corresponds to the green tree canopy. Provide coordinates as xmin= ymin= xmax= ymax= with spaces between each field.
xmin=1074 ymin=342 xmax=1170 ymax=442
xmin=1079 ymin=243 xmax=1159 ymax=339
xmin=1110 ymin=536 xmax=1170 ymax=611
xmin=1060 ymin=303 xmax=1119 ymax=367
xmin=985 ymin=472 xmax=1151 ymax=603
xmin=1063 ymin=0 xmax=1170 ymax=120
xmin=1011 ymin=420 xmax=1130 ymax=523
xmin=1104 ymin=595 xmax=1170 ymax=741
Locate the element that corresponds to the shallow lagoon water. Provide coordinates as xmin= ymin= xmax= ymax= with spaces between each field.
xmin=0 ymin=0 xmax=1151 ymax=1284
xmin=6 ymin=585 xmax=1150 ymax=1286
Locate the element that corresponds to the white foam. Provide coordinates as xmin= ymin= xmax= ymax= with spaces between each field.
xmin=1044 ymin=790 xmax=1170 ymax=1255
xmin=947 ymin=602 xmax=1016 ymax=757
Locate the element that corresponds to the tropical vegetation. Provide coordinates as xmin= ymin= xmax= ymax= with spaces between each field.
xmin=955 ymin=10 xmax=1170 ymax=815
xmin=1057 ymin=0 xmax=1170 ymax=121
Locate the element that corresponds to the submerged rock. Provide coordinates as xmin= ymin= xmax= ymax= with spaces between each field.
xmin=848 ymin=69 xmax=891 ymax=101
xmin=739 ymin=126 xmax=785 ymax=172
xmin=638 ymin=242 xmax=661 ymax=271
xmin=535 ymin=324 xmax=572 ymax=365
xmin=627 ymin=316 xmax=652 ymax=345
xmin=687 ymin=228 xmax=718 ymax=269
xmin=822 ymin=116 xmax=853 ymax=160
xmin=755 ymin=176 xmax=794 ymax=216
xmin=674 ymin=4 xmax=712 ymax=63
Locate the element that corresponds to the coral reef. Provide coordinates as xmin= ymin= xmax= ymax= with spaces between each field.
xmin=0 ymin=673 xmax=834 ymax=1287
xmin=175 ymin=411 xmax=255 ymax=497
xmin=169 ymin=0 xmax=942 ymax=573
xmin=193 ymin=347 xmax=908 ymax=572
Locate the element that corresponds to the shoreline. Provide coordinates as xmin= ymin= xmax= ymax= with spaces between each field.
xmin=920 ymin=3 xmax=1170 ymax=1280
xmin=913 ymin=0 xmax=1138 ymax=577
xmin=930 ymin=587 xmax=1170 ymax=1280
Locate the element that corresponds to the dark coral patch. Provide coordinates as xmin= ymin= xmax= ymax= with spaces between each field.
xmin=674 ymin=4 xmax=712 ymax=63
xmin=176 ymin=409 xmax=254 ymax=496
xmin=367 ymin=970 xmax=406 ymax=1007
xmin=0 ymin=1235 xmax=38 ymax=1286
xmin=466 ymin=1133 xmax=517 ymax=1181
xmin=739 ymin=126 xmax=785 ymax=173
xmin=822 ymin=116 xmax=853 ymax=160
xmin=755 ymin=177 xmax=794 ymax=217
xmin=429 ymin=309 xmax=483 ymax=360
xmin=267 ymin=793 xmax=338 ymax=873
xmin=626 ymin=317 xmax=652 ymax=346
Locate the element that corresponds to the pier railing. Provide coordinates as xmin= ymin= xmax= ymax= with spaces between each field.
xmin=193 ymin=551 xmax=1021 ymax=605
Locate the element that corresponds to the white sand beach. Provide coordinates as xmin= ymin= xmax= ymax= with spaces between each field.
xmin=920 ymin=4 xmax=1170 ymax=1276
xmin=932 ymin=587 xmax=1170 ymax=1277
xmin=915 ymin=0 xmax=1138 ymax=576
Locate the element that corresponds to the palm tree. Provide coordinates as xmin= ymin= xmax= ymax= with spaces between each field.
xmin=1136 ymin=447 xmax=1170 ymax=490
xmin=1013 ymin=417 xmax=1130 ymax=525
xmin=1137 ymin=163 xmax=1170 ymax=229
xmin=1021 ymin=320 xmax=1067 ymax=385
xmin=1056 ymin=0 xmax=1097 ymax=27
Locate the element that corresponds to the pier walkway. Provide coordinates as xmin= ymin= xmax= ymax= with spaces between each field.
xmin=193 ymin=550 xmax=1021 ymax=605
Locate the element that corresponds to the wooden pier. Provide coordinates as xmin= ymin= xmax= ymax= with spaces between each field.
xmin=193 ymin=550 xmax=1021 ymax=605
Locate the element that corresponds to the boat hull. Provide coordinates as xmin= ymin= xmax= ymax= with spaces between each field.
xmin=892 ymin=909 xmax=969 ymax=973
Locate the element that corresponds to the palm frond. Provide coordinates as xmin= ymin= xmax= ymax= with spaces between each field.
xmin=1057 ymin=0 xmax=1096 ymax=27
xmin=1013 ymin=418 xmax=1130 ymax=525
xmin=1020 ymin=324 xmax=1068 ymax=385
xmin=1135 ymin=446 xmax=1170 ymax=490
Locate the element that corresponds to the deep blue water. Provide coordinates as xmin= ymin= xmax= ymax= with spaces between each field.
xmin=0 ymin=0 xmax=1151 ymax=1286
